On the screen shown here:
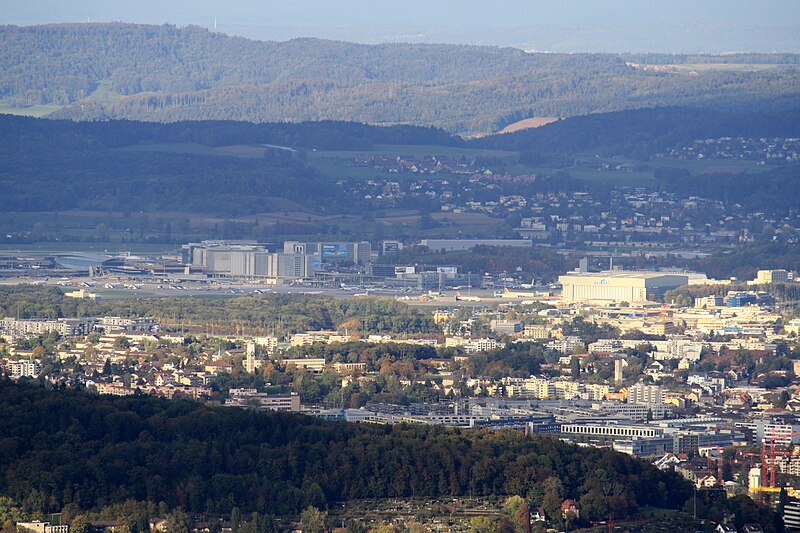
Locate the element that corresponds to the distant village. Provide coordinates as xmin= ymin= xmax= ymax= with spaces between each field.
xmin=661 ymin=137 xmax=800 ymax=164
xmin=334 ymin=138 xmax=800 ymax=251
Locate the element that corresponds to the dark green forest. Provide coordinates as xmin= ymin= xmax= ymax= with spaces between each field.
xmin=475 ymin=107 xmax=800 ymax=158
xmin=0 ymin=115 xmax=460 ymax=152
xmin=0 ymin=115 xmax=460 ymax=216
xmin=691 ymin=243 xmax=800 ymax=281
xmin=654 ymin=164 xmax=800 ymax=216
xmin=0 ymin=381 xmax=692 ymax=520
xmin=2 ymin=24 xmax=799 ymax=131
xmin=0 ymin=148 xmax=330 ymax=215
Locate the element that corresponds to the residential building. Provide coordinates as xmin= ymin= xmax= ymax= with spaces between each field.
xmin=1 ymin=317 xmax=96 ymax=337
xmin=277 ymin=358 xmax=326 ymax=373
xmin=523 ymin=325 xmax=550 ymax=339
xmin=628 ymin=383 xmax=665 ymax=405
xmin=17 ymin=523 xmax=69 ymax=533
xmin=226 ymin=389 xmax=301 ymax=412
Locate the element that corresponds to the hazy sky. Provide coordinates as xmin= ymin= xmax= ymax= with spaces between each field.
xmin=3 ymin=0 xmax=800 ymax=52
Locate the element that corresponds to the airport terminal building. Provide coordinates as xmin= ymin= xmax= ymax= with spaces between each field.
xmin=182 ymin=240 xmax=372 ymax=279
xmin=558 ymin=271 xmax=689 ymax=304
xmin=183 ymin=241 xmax=320 ymax=279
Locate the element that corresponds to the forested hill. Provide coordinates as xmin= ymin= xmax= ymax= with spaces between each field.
xmin=0 ymin=115 xmax=459 ymax=215
xmin=2 ymin=23 xmax=800 ymax=132
xmin=474 ymin=107 xmax=800 ymax=157
xmin=2 ymin=109 xmax=798 ymax=215
xmin=0 ymin=381 xmax=692 ymax=520
xmin=0 ymin=114 xmax=461 ymax=151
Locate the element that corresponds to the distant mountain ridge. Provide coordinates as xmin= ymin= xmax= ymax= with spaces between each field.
xmin=2 ymin=22 xmax=800 ymax=131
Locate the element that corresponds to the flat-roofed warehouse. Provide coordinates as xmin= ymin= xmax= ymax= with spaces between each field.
xmin=558 ymin=271 xmax=689 ymax=304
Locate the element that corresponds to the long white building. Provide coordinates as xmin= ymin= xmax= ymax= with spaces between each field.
xmin=558 ymin=271 xmax=689 ymax=304
xmin=1 ymin=317 xmax=95 ymax=337
xmin=419 ymin=239 xmax=532 ymax=252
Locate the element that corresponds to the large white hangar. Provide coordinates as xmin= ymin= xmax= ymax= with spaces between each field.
xmin=558 ymin=271 xmax=689 ymax=304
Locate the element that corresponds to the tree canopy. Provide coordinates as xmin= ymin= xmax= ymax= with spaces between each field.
xmin=0 ymin=381 xmax=693 ymax=519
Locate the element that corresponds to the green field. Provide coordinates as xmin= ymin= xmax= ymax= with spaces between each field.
xmin=115 ymin=141 xmax=519 ymax=181
xmin=84 ymin=79 xmax=124 ymax=103
xmin=368 ymin=144 xmax=516 ymax=158
xmin=307 ymin=143 xmax=518 ymax=180
xmin=507 ymin=154 xmax=774 ymax=187
xmin=115 ymin=142 xmax=266 ymax=158
xmin=108 ymin=139 xmax=774 ymax=188
xmin=0 ymin=103 xmax=62 ymax=117
xmin=650 ymin=157 xmax=770 ymax=175
xmin=661 ymin=62 xmax=787 ymax=72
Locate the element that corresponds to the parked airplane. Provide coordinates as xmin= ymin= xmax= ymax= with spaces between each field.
xmin=455 ymin=291 xmax=481 ymax=302
xmin=496 ymin=286 xmax=538 ymax=299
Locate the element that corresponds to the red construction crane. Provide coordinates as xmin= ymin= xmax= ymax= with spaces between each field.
xmin=760 ymin=429 xmax=800 ymax=488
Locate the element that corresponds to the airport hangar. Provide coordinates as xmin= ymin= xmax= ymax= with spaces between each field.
xmin=558 ymin=271 xmax=689 ymax=304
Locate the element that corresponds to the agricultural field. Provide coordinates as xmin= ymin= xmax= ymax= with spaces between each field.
xmin=115 ymin=142 xmax=280 ymax=158
xmin=656 ymin=62 xmax=788 ymax=72
xmin=305 ymin=143 xmax=519 ymax=180
xmin=650 ymin=157 xmax=770 ymax=175
xmin=0 ymin=103 xmax=62 ymax=117
xmin=498 ymin=116 xmax=559 ymax=134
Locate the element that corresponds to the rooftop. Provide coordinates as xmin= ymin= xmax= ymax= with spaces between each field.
xmin=560 ymin=270 xmax=692 ymax=280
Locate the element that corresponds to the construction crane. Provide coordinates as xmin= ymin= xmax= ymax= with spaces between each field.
xmin=701 ymin=446 xmax=725 ymax=487
xmin=750 ymin=430 xmax=800 ymax=493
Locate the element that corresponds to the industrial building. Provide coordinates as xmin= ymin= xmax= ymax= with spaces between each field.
xmin=613 ymin=437 xmax=675 ymax=457
xmin=378 ymin=240 xmax=403 ymax=255
xmin=490 ymin=319 xmax=523 ymax=335
xmin=283 ymin=241 xmax=372 ymax=265
xmin=560 ymin=422 xmax=665 ymax=439
xmin=558 ymin=271 xmax=690 ymax=304
xmin=418 ymin=239 xmax=532 ymax=252
xmin=182 ymin=241 xmax=320 ymax=279
xmin=756 ymin=269 xmax=790 ymax=284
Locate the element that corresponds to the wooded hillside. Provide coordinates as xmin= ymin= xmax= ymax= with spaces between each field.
xmin=2 ymin=23 xmax=799 ymax=132
xmin=0 ymin=381 xmax=693 ymax=519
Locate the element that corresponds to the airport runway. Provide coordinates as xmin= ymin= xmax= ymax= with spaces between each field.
xmin=0 ymin=276 xmax=528 ymax=308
